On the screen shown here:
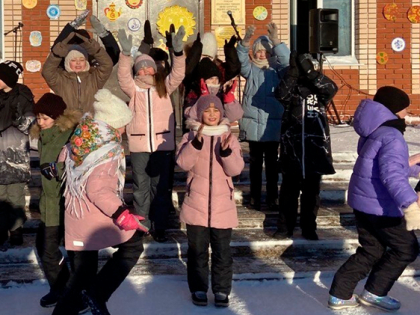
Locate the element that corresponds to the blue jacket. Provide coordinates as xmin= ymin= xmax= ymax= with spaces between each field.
xmin=236 ymin=40 xmax=289 ymax=142
xmin=348 ymin=99 xmax=418 ymax=217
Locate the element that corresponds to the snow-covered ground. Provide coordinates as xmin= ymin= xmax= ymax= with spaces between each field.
xmin=1 ymin=275 xmax=419 ymax=315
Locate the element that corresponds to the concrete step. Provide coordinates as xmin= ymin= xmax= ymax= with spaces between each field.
xmin=22 ymin=204 xmax=355 ymax=233
xmin=1 ymin=226 xmax=420 ymax=285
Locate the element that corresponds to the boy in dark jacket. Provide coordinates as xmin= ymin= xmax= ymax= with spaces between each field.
xmin=0 ymin=60 xmax=34 ymax=247
xmin=30 ymin=93 xmax=81 ymax=309
xmin=274 ymin=51 xmax=337 ymax=240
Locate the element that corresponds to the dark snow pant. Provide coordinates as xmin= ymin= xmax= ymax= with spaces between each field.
xmin=36 ymin=223 xmax=70 ymax=293
xmin=187 ymin=225 xmax=233 ymax=295
xmin=131 ymin=151 xmax=174 ymax=230
xmin=248 ymin=141 xmax=279 ymax=204
xmin=52 ymin=232 xmax=144 ymax=315
xmin=330 ymin=210 xmax=419 ymax=300
xmin=277 ymin=172 xmax=321 ymax=234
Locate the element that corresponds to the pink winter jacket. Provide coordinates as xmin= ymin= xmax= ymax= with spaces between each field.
xmin=63 ymin=161 xmax=135 ymax=251
xmin=176 ymin=121 xmax=245 ymax=229
xmin=118 ymin=53 xmax=185 ymax=153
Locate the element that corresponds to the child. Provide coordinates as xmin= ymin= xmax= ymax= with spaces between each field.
xmin=328 ymin=86 xmax=420 ymax=311
xmin=176 ymin=95 xmax=244 ymax=307
xmin=117 ymin=27 xmax=185 ymax=242
xmin=0 ymin=60 xmax=34 ymax=246
xmin=236 ymin=23 xmax=289 ymax=210
xmin=52 ymin=89 xmax=147 ymax=315
xmin=184 ymin=57 xmax=243 ymax=124
xmin=274 ymin=51 xmax=338 ymax=240
xmin=42 ymin=32 xmax=113 ymax=114
xmin=30 ymin=93 xmax=81 ymax=308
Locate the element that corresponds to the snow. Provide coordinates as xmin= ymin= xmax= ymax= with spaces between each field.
xmin=1 ymin=275 xmax=419 ymax=315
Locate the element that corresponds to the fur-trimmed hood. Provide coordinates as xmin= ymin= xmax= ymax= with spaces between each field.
xmin=30 ymin=109 xmax=82 ymax=139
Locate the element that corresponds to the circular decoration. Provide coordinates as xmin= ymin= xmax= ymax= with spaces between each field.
xmin=125 ymin=0 xmax=143 ymax=9
xmin=104 ymin=2 xmax=122 ymax=22
xmin=408 ymin=6 xmax=420 ymax=23
xmin=47 ymin=4 xmax=61 ymax=20
xmin=253 ymin=6 xmax=268 ymax=21
xmin=127 ymin=18 xmax=141 ymax=32
xmin=23 ymin=0 xmax=37 ymax=9
xmin=157 ymin=5 xmax=196 ymax=41
xmin=376 ymin=52 xmax=389 ymax=65
xmin=29 ymin=31 xmax=42 ymax=47
xmin=383 ymin=3 xmax=398 ymax=22
xmin=391 ymin=37 xmax=405 ymax=52
xmin=25 ymin=60 xmax=42 ymax=72
xmin=75 ymin=0 xmax=87 ymax=11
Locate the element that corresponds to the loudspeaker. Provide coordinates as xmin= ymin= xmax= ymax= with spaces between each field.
xmin=309 ymin=9 xmax=339 ymax=54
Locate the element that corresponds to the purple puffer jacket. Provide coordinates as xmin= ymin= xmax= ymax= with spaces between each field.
xmin=348 ymin=99 xmax=418 ymax=217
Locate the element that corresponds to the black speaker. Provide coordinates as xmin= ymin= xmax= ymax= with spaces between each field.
xmin=309 ymin=9 xmax=339 ymax=54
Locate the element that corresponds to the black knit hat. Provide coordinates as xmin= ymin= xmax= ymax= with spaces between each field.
xmin=373 ymin=86 xmax=410 ymax=114
xmin=198 ymin=57 xmax=220 ymax=81
xmin=0 ymin=60 xmax=23 ymax=88
xmin=149 ymin=48 xmax=168 ymax=62
xmin=34 ymin=93 xmax=67 ymax=119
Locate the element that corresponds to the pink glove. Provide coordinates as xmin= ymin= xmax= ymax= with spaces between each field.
xmin=113 ymin=208 xmax=149 ymax=233
xmin=200 ymin=78 xmax=210 ymax=96
xmin=223 ymin=80 xmax=238 ymax=104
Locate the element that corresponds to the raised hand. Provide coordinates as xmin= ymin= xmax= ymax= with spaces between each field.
xmin=90 ymin=15 xmax=108 ymax=38
xmin=117 ymin=29 xmax=133 ymax=56
xmin=267 ymin=22 xmax=280 ymax=46
xmin=196 ymin=124 xmax=204 ymax=142
xmin=172 ymin=25 xmax=186 ymax=53
xmin=143 ymin=20 xmax=154 ymax=45
xmin=52 ymin=32 xmax=75 ymax=57
xmin=225 ymin=35 xmax=237 ymax=48
xmin=242 ymin=26 xmax=255 ymax=47
xmin=223 ymin=80 xmax=238 ymax=103
xmin=165 ymin=23 xmax=176 ymax=49
xmin=75 ymin=33 xmax=101 ymax=55
xmin=221 ymin=133 xmax=233 ymax=151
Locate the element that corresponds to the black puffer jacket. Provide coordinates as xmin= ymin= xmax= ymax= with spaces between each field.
xmin=0 ymin=84 xmax=34 ymax=184
xmin=275 ymin=70 xmax=337 ymax=176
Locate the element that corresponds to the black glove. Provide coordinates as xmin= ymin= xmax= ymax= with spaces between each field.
xmin=224 ymin=35 xmax=237 ymax=48
xmin=298 ymin=53 xmax=318 ymax=80
xmin=40 ymin=163 xmax=58 ymax=180
xmin=288 ymin=51 xmax=299 ymax=78
xmin=165 ymin=24 xmax=175 ymax=49
xmin=143 ymin=20 xmax=154 ymax=45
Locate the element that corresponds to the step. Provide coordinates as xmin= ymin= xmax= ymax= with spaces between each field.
xmin=22 ymin=204 xmax=355 ymax=234
xmin=1 ymin=227 xmax=420 ymax=285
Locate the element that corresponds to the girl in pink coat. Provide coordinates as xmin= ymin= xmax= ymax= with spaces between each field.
xmin=52 ymin=89 xmax=148 ymax=315
xmin=117 ymin=27 xmax=186 ymax=242
xmin=176 ymin=94 xmax=244 ymax=307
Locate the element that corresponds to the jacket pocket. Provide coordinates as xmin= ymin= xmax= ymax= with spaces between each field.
xmin=187 ymin=177 xmax=194 ymax=196
xmin=130 ymin=133 xmax=145 ymax=136
xmin=156 ymin=130 xmax=170 ymax=135
xmin=226 ymin=179 xmax=234 ymax=200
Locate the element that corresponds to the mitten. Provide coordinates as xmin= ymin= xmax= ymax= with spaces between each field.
xmin=298 ymin=53 xmax=318 ymax=80
xmin=200 ymin=78 xmax=210 ymax=96
xmin=117 ymin=29 xmax=133 ymax=56
xmin=143 ymin=20 xmax=154 ymax=45
xmin=112 ymin=207 xmax=149 ymax=232
xmin=165 ymin=24 xmax=176 ymax=49
xmin=242 ymin=26 xmax=255 ymax=47
xmin=77 ymin=34 xmax=101 ymax=55
xmin=171 ymin=25 xmax=186 ymax=54
xmin=52 ymin=32 xmax=75 ymax=57
xmin=288 ymin=51 xmax=299 ymax=78
xmin=223 ymin=80 xmax=237 ymax=103
xmin=224 ymin=35 xmax=237 ymax=49
xmin=267 ymin=22 xmax=280 ymax=46
xmin=404 ymin=202 xmax=420 ymax=231
xmin=70 ymin=9 xmax=89 ymax=28
xmin=40 ymin=162 xmax=58 ymax=180
xmin=90 ymin=15 xmax=108 ymax=38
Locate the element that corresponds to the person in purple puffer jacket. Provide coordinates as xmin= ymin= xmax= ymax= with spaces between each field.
xmin=328 ymin=86 xmax=420 ymax=312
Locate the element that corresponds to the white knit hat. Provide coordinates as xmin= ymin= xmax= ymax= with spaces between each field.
xmin=64 ymin=46 xmax=90 ymax=73
xmin=201 ymin=32 xmax=218 ymax=59
xmin=93 ymin=89 xmax=133 ymax=129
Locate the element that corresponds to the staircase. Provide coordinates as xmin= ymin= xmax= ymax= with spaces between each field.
xmin=1 ymin=130 xmax=420 ymax=287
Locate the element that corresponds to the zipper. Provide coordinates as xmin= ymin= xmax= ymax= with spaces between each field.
xmin=77 ymin=74 xmax=82 ymax=110
xmin=301 ymin=96 xmax=306 ymax=179
xmin=208 ymin=136 xmax=214 ymax=227
xmin=147 ymin=89 xmax=153 ymax=152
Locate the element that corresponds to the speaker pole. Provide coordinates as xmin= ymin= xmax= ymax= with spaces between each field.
xmin=318 ymin=53 xmax=342 ymax=125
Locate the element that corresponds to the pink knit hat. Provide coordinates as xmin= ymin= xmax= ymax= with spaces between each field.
xmin=196 ymin=95 xmax=225 ymax=122
xmin=134 ymin=54 xmax=157 ymax=74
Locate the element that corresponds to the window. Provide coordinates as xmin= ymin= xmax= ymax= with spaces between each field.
xmin=318 ymin=0 xmax=356 ymax=64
